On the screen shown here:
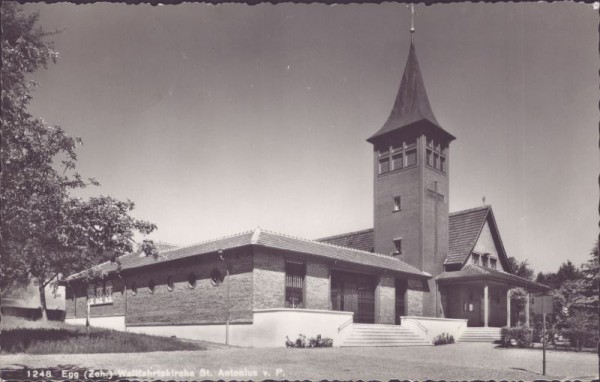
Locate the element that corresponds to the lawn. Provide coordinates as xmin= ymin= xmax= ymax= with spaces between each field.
xmin=0 ymin=317 xmax=205 ymax=354
xmin=2 ymin=342 xmax=598 ymax=381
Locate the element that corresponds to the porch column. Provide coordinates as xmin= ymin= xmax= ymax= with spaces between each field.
xmin=483 ymin=284 xmax=489 ymax=327
xmin=525 ymin=292 xmax=530 ymax=326
xmin=506 ymin=289 xmax=511 ymax=327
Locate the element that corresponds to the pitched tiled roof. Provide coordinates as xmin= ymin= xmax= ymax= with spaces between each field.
xmin=436 ymin=263 xmax=549 ymax=292
xmin=67 ymin=231 xmax=256 ymax=280
xmin=67 ymin=228 xmax=429 ymax=281
xmin=256 ymin=230 xmax=425 ymax=276
xmin=446 ymin=206 xmax=490 ymax=265
xmin=368 ymin=43 xmax=455 ymax=143
xmin=314 ymin=206 xmax=493 ymax=266
xmin=316 ymin=229 xmax=375 ymax=253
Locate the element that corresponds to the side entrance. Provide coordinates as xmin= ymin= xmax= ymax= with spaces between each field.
xmin=331 ymin=271 xmax=376 ymax=323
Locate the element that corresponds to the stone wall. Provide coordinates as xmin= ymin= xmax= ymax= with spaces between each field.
xmin=377 ymin=274 xmax=396 ymax=324
xmin=253 ymin=248 xmax=285 ymax=309
xmin=66 ymin=248 xmax=254 ymax=326
xmin=305 ymin=260 xmax=330 ymax=310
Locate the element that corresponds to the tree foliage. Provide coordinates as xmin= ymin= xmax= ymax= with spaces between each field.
xmin=533 ymin=240 xmax=599 ymax=349
xmin=507 ymin=256 xmax=535 ymax=281
xmin=1 ymin=3 xmax=156 ymax=315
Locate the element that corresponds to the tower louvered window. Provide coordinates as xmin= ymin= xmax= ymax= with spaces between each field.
xmin=377 ymin=138 xmax=418 ymax=175
xmin=426 ymin=138 xmax=447 ymax=173
xmin=285 ymin=261 xmax=305 ymax=308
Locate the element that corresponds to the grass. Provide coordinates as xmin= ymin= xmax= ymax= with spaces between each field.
xmin=0 ymin=317 xmax=205 ymax=354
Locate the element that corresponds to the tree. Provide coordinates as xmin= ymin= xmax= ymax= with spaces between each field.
xmin=1 ymin=3 xmax=156 ymax=319
xmin=507 ymin=257 xmax=535 ymax=281
xmin=536 ymin=260 xmax=582 ymax=289
xmin=578 ymin=240 xmax=599 ymax=314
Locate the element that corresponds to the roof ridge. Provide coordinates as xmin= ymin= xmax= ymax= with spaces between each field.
xmin=251 ymin=227 xmax=262 ymax=244
xmin=450 ymin=205 xmax=491 ymax=217
xmin=156 ymin=240 xmax=180 ymax=248
xmin=161 ymin=229 xmax=256 ymax=255
xmin=260 ymin=228 xmax=401 ymax=261
xmin=316 ymin=228 xmax=374 ymax=241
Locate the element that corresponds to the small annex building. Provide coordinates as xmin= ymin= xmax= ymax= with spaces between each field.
xmin=64 ymin=40 xmax=548 ymax=347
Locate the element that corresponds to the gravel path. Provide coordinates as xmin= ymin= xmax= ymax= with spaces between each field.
xmin=2 ymin=343 xmax=598 ymax=380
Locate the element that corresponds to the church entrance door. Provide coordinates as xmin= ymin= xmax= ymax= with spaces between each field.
xmin=395 ymin=279 xmax=407 ymax=325
xmin=331 ymin=271 xmax=375 ymax=323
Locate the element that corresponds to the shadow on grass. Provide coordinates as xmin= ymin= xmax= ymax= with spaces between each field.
xmin=1 ymin=325 xmax=205 ymax=354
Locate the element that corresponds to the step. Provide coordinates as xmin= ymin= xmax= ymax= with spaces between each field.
xmin=457 ymin=328 xmax=501 ymax=342
xmin=340 ymin=324 xmax=431 ymax=347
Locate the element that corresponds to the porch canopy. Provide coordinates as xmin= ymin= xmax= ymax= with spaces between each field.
xmin=436 ymin=264 xmax=549 ymax=327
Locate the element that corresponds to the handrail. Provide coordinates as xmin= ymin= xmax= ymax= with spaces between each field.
xmin=404 ymin=317 xmax=428 ymax=335
xmin=338 ymin=317 xmax=353 ymax=333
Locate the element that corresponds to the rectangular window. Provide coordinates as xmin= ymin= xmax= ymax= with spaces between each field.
xmin=482 ymin=256 xmax=489 ymax=267
xmin=103 ymin=281 xmax=112 ymax=298
xmin=490 ymin=259 xmax=497 ymax=269
xmin=393 ymin=196 xmax=401 ymax=212
xmin=440 ymin=157 xmax=446 ymax=173
xmin=392 ymin=154 xmax=403 ymax=171
xmin=405 ymin=150 xmax=417 ymax=167
xmin=471 ymin=254 xmax=480 ymax=265
xmin=379 ymin=158 xmax=390 ymax=174
xmin=393 ymin=238 xmax=402 ymax=255
xmin=433 ymin=153 xmax=439 ymax=169
xmin=285 ymin=261 xmax=305 ymax=308
xmin=426 ymin=149 xmax=433 ymax=166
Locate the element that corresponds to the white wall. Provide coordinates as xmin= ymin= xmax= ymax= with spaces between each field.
xmin=128 ymin=309 xmax=353 ymax=347
xmin=401 ymin=316 xmax=467 ymax=343
xmin=65 ymin=316 xmax=126 ymax=331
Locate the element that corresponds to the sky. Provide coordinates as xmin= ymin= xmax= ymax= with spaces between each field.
xmin=23 ymin=2 xmax=598 ymax=273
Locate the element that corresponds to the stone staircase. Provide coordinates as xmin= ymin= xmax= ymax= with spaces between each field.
xmin=457 ymin=327 xmax=502 ymax=343
xmin=340 ymin=324 xmax=431 ymax=347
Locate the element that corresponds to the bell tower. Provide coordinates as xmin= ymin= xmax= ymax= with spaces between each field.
xmin=367 ymin=40 xmax=455 ymax=317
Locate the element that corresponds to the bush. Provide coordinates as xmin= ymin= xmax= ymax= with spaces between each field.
xmin=285 ymin=334 xmax=333 ymax=348
xmin=561 ymin=329 xmax=597 ymax=351
xmin=433 ymin=333 xmax=454 ymax=345
xmin=501 ymin=326 xmax=533 ymax=348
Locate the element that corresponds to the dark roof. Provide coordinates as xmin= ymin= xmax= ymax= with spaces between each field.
xmin=446 ymin=206 xmax=491 ymax=265
xmin=67 ymin=228 xmax=429 ymax=281
xmin=368 ymin=42 xmax=455 ymax=143
xmin=436 ymin=263 xmax=549 ymax=292
xmin=317 ymin=228 xmax=374 ymax=253
xmin=314 ymin=206 xmax=507 ymax=269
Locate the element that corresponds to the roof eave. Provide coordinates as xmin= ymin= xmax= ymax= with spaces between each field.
xmin=437 ymin=273 xmax=550 ymax=292
xmin=367 ymin=118 xmax=456 ymax=144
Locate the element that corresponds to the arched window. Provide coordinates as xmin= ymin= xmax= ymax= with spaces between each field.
xmin=187 ymin=272 xmax=197 ymax=289
xmin=167 ymin=276 xmax=175 ymax=291
xmin=131 ymin=281 xmax=138 ymax=296
xmin=210 ymin=268 xmax=223 ymax=286
xmin=148 ymin=279 xmax=156 ymax=294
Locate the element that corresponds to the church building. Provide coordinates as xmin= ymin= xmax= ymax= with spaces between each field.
xmin=64 ymin=37 xmax=549 ymax=347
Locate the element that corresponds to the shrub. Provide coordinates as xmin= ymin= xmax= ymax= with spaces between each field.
xmin=560 ymin=329 xmax=597 ymax=351
xmin=285 ymin=334 xmax=333 ymax=348
xmin=501 ymin=326 xmax=533 ymax=348
xmin=433 ymin=333 xmax=454 ymax=345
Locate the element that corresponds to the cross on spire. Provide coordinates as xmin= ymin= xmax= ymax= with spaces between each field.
xmin=408 ymin=4 xmax=417 ymax=35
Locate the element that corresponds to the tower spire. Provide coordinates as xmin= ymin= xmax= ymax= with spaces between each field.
xmin=409 ymin=4 xmax=416 ymax=37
